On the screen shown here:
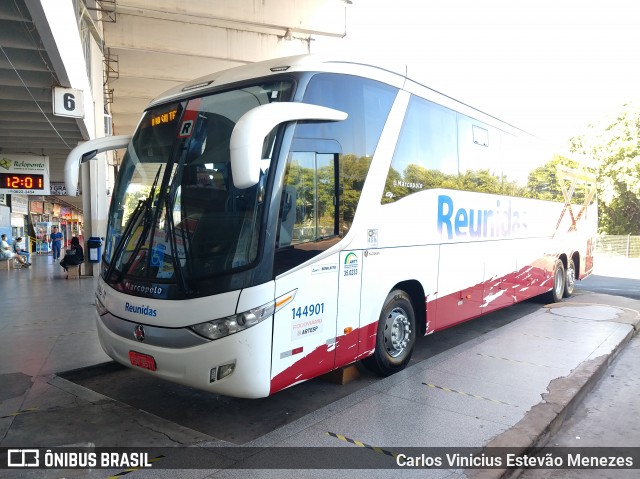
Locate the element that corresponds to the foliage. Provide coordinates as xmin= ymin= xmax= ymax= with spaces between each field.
xmin=340 ymin=154 xmax=371 ymax=228
xmin=123 ymin=187 xmax=151 ymax=225
xmin=383 ymin=163 xmax=525 ymax=202
xmin=457 ymin=169 xmax=520 ymax=196
xmin=283 ymin=153 xmax=372 ymax=238
xmin=569 ymin=102 xmax=640 ymax=234
xmin=524 ymin=154 xmax=586 ymax=203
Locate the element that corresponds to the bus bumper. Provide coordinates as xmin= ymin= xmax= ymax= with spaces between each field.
xmin=96 ymin=313 xmax=273 ymax=398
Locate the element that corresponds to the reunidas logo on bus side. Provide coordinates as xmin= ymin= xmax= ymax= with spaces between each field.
xmin=437 ymin=194 xmax=528 ymax=240
xmin=124 ymin=302 xmax=158 ymax=317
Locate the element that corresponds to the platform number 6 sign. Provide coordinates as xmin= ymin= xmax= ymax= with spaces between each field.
xmin=52 ymin=87 xmax=85 ymax=118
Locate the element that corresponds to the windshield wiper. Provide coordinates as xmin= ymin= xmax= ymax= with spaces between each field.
xmin=104 ymin=197 xmax=145 ymax=283
xmin=105 ymin=166 xmax=163 ymax=282
xmin=164 ymin=190 xmax=190 ymax=294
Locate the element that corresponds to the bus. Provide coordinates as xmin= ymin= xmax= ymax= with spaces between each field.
xmin=65 ymin=55 xmax=597 ymax=398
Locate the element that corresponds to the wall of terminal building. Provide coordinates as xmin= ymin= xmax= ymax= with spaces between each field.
xmin=1 ymin=193 xmax=84 ymax=254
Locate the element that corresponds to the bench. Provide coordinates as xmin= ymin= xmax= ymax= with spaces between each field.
xmin=66 ymin=263 xmax=83 ymax=279
xmin=1 ymin=256 xmax=21 ymax=270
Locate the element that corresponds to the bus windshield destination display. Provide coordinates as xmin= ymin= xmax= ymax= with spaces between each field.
xmin=151 ymin=109 xmax=177 ymax=126
xmin=0 ymin=173 xmax=45 ymax=190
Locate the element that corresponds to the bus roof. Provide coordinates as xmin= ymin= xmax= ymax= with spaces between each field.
xmin=147 ymin=54 xmax=530 ymax=138
xmin=148 ymin=54 xmax=408 ymax=107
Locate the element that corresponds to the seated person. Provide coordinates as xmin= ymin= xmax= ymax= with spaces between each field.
xmin=1 ymin=233 xmax=29 ymax=268
xmin=60 ymin=236 xmax=84 ymax=272
xmin=13 ymin=237 xmax=31 ymax=264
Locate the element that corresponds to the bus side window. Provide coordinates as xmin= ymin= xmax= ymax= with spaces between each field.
xmin=275 ymin=151 xmax=338 ymax=275
xmin=383 ymin=95 xmax=458 ymax=203
xmin=457 ymin=114 xmax=505 ymax=194
xmin=277 ymin=151 xmax=337 ymax=246
xmin=278 ymin=185 xmax=297 ymax=247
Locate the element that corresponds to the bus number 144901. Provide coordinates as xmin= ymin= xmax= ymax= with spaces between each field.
xmin=292 ymin=303 xmax=325 ymax=320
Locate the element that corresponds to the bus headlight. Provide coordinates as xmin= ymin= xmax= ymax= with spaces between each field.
xmin=190 ymin=301 xmax=275 ymax=340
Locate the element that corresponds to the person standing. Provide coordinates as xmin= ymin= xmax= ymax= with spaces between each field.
xmin=50 ymin=226 xmax=63 ymax=260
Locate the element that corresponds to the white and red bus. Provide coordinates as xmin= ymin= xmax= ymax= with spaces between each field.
xmin=65 ymin=55 xmax=597 ymax=398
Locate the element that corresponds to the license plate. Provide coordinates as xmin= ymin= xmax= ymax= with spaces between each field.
xmin=129 ymin=351 xmax=157 ymax=371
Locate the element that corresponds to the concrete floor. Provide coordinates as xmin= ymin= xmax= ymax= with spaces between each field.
xmin=1 ymin=253 xmax=638 ymax=478
xmin=519 ymin=332 xmax=640 ymax=479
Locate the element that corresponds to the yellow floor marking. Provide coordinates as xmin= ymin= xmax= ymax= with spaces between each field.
xmin=423 ymin=383 xmax=512 ymax=406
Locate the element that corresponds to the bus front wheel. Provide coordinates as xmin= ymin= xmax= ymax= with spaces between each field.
xmin=363 ymin=290 xmax=416 ymax=376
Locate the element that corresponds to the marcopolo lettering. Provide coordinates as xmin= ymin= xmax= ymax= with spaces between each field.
xmin=124 ymin=282 xmax=165 ymax=295
xmin=125 ymin=302 xmax=158 ymax=317
xmin=437 ymin=194 xmax=527 ymax=240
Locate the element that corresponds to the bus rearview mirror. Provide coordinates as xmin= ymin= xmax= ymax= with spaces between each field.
xmin=229 ymin=102 xmax=347 ymax=189
xmin=65 ymin=135 xmax=132 ymax=196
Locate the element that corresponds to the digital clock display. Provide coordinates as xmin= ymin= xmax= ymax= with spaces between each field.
xmin=0 ymin=173 xmax=45 ymax=190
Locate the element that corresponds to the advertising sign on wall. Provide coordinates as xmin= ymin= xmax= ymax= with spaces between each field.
xmin=0 ymin=155 xmax=51 ymax=195
xmin=49 ymin=182 xmax=68 ymax=196
xmin=10 ymin=195 xmax=28 ymax=215
xmin=30 ymin=201 xmax=44 ymax=214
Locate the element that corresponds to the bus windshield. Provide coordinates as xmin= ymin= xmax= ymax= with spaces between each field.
xmin=104 ymin=80 xmax=294 ymax=290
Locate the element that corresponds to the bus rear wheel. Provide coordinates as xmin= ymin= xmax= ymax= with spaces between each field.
xmin=564 ymin=258 xmax=576 ymax=298
xmin=363 ymin=290 xmax=416 ymax=376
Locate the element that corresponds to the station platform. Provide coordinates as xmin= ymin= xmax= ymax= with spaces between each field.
xmin=1 ymin=254 xmax=639 ymax=478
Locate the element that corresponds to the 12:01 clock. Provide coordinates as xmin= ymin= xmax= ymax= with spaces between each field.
xmin=0 ymin=173 xmax=45 ymax=190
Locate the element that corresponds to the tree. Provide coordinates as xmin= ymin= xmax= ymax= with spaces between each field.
xmin=457 ymin=169 xmax=513 ymax=195
xmin=525 ymin=154 xmax=582 ymax=202
xmin=123 ymin=187 xmax=150 ymax=224
xmin=569 ymin=102 xmax=640 ymax=234
xmin=340 ymin=154 xmax=371 ymax=229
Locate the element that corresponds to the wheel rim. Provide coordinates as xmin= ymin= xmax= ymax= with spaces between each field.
xmin=566 ymin=263 xmax=575 ymax=294
xmin=383 ymin=307 xmax=411 ymax=358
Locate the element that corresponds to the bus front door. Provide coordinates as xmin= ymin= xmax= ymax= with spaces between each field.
xmin=269 ymin=150 xmax=341 ymax=394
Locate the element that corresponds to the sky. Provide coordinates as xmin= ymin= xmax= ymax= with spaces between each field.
xmin=313 ymin=0 xmax=640 ymax=149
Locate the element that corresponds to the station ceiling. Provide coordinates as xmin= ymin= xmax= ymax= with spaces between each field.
xmin=0 ymin=0 xmax=87 ymax=210
xmin=0 ymin=0 xmax=347 ymax=212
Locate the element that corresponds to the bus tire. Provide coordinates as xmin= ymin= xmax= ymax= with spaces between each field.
xmin=547 ymin=259 xmax=565 ymax=303
xmin=363 ymin=290 xmax=416 ymax=376
xmin=563 ymin=258 xmax=576 ymax=298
